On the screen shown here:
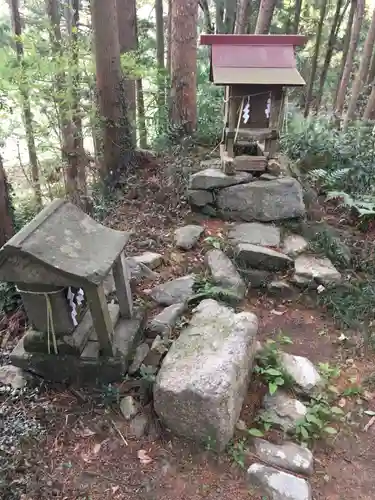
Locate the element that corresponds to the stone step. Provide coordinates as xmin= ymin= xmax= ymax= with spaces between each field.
xmin=235 ymin=243 xmax=293 ymax=271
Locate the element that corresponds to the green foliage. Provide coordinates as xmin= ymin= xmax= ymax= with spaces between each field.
xmin=227 ymin=438 xmax=247 ymax=469
xmin=255 ymin=336 xmax=294 ymax=395
xmin=308 ymin=225 xmax=351 ymax=269
xmin=203 ymin=235 xmax=224 ymax=250
xmin=189 ymin=276 xmax=241 ymax=306
xmin=0 ymin=282 xmax=22 ymax=314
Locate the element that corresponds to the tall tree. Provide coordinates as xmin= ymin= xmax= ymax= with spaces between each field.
xmin=292 ymin=0 xmax=303 ymax=34
xmin=117 ymin=0 xmax=137 ymax=146
xmin=335 ymin=0 xmax=356 ymax=103
xmin=45 ymin=0 xmax=80 ymax=205
xmin=335 ymin=0 xmax=365 ymax=118
xmin=255 ymin=0 xmax=277 ymax=34
xmin=10 ymin=0 xmax=42 ymax=207
xmin=363 ymin=83 xmax=375 ymax=119
xmin=345 ymin=7 xmax=375 ymax=126
xmin=167 ymin=0 xmax=172 ymax=74
xmin=155 ymin=0 xmax=165 ymax=132
xmin=304 ymin=0 xmax=327 ymax=117
xmin=199 ymin=0 xmax=214 ymax=33
xmin=91 ymin=0 xmax=132 ymax=180
xmin=170 ymin=0 xmax=198 ymax=135
xmin=0 ymin=154 xmax=13 ymax=248
xmin=235 ymin=0 xmax=250 ymax=34
xmin=314 ymin=0 xmax=347 ymax=112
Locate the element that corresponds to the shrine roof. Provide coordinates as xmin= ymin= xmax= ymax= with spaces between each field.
xmin=200 ymin=34 xmax=307 ymax=86
xmin=0 ymin=199 xmax=130 ymax=287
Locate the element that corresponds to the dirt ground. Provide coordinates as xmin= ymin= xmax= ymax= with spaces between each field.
xmin=2 ymin=157 xmax=375 ymax=500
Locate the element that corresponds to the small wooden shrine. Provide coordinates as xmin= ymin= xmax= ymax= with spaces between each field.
xmin=200 ymin=34 xmax=307 ymax=174
xmin=0 ymin=199 xmax=145 ymax=382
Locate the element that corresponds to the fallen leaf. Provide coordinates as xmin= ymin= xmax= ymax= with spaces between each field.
xmin=338 ymin=398 xmax=346 ymax=408
xmin=81 ymin=428 xmax=95 ymax=438
xmin=137 ymin=449 xmax=152 ymax=465
xmin=112 ymin=486 xmax=119 ymax=494
xmin=93 ymin=442 xmax=102 ymax=454
xmin=270 ymin=309 xmax=285 ymax=316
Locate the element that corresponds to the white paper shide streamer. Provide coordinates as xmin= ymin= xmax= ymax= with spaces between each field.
xmin=67 ymin=287 xmax=85 ymax=327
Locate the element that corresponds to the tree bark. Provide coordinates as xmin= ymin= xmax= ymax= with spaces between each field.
xmin=304 ymin=0 xmax=327 ymax=117
xmin=215 ymin=0 xmax=225 ymax=33
xmin=235 ymin=0 xmax=250 ymax=34
xmin=335 ymin=0 xmax=365 ymax=118
xmin=136 ymin=78 xmax=148 ymax=148
xmin=91 ymin=0 xmax=132 ymax=181
xmin=292 ymin=0 xmax=303 ymax=34
xmin=255 ymin=0 xmax=277 ymax=34
xmin=117 ymin=0 xmax=137 ymax=146
xmin=367 ymin=50 xmax=375 ymax=85
xmin=363 ymin=84 xmax=375 ymax=119
xmin=314 ymin=0 xmax=346 ymax=112
xmin=170 ymin=0 xmax=198 ymax=135
xmin=345 ymin=7 xmax=375 ymax=126
xmin=10 ymin=0 xmax=42 ymax=208
xmin=224 ymin=0 xmax=237 ymax=33
xmin=167 ymin=0 xmax=172 ymax=74
xmin=0 ymin=154 xmax=14 ymax=248
xmin=155 ymin=0 xmax=165 ymax=133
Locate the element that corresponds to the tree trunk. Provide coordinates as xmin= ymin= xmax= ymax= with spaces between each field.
xmin=10 ymin=0 xmax=42 ymax=208
xmin=335 ymin=0 xmax=365 ymax=118
xmin=215 ymin=0 xmax=225 ymax=33
xmin=46 ymin=0 xmax=80 ymax=205
xmin=117 ymin=0 xmax=137 ymax=146
xmin=367 ymin=50 xmax=375 ymax=85
xmin=91 ymin=0 xmax=132 ymax=181
xmin=292 ymin=0 xmax=303 ymax=34
xmin=224 ymin=0 xmax=237 ymax=33
xmin=199 ymin=0 xmax=214 ymax=33
xmin=170 ymin=0 xmax=198 ymax=135
xmin=314 ymin=0 xmax=345 ymax=112
xmin=0 ymin=154 xmax=14 ymax=247
xmin=167 ymin=0 xmax=172 ymax=75
xmin=235 ymin=0 xmax=250 ymax=34
xmin=344 ymin=7 xmax=375 ymax=126
xmin=363 ymin=84 xmax=375 ymax=119
xmin=255 ymin=0 xmax=277 ymax=34
xmin=136 ymin=78 xmax=148 ymax=148
xmin=335 ymin=0 xmax=356 ymax=104
xmin=304 ymin=0 xmax=327 ymax=117
xmin=155 ymin=0 xmax=165 ymax=133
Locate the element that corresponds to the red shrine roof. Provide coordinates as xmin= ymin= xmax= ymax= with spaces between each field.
xmin=200 ymin=34 xmax=307 ymax=86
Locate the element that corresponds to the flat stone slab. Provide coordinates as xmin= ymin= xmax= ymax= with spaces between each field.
xmin=228 ymin=223 xmax=281 ymax=247
xmin=148 ymin=303 xmax=186 ymax=337
xmin=154 ymin=299 xmax=258 ymax=450
xmin=280 ymin=353 xmax=322 ymax=396
xmin=262 ymin=392 xmax=307 ymax=432
xmin=252 ymin=439 xmax=313 ymax=476
xmin=132 ymin=252 xmax=163 ymax=269
xmin=0 ymin=365 xmax=28 ymax=389
xmin=149 ymin=275 xmax=195 ymax=306
xmin=206 ymin=249 xmax=246 ymax=300
xmin=189 ymin=168 xmax=252 ymax=190
xmin=236 ymin=244 xmax=293 ymax=271
xmin=294 ymin=255 xmax=341 ymax=285
xmin=217 ymin=178 xmax=305 ymax=222
xmin=175 ymin=225 xmax=204 ymax=250
xmin=282 ymin=235 xmax=309 ymax=257
xmin=248 ymin=463 xmax=312 ymax=500
xmin=187 ymin=189 xmax=213 ymax=207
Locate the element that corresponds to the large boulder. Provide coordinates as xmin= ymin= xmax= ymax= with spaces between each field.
xmin=189 ymin=168 xmax=252 ymax=190
xmin=154 ymin=299 xmax=258 ymax=450
xmin=217 ymin=177 xmax=305 ymax=222
xmin=206 ymin=249 xmax=246 ymax=300
xmin=228 ymin=222 xmax=281 ymax=247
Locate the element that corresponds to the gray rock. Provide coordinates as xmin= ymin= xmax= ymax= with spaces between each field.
xmin=228 ymin=222 xmax=281 ymax=247
xmin=247 ymin=463 xmax=312 ymax=500
xmin=0 ymin=365 xmax=27 ymax=389
xmin=262 ymin=392 xmax=307 ymax=432
xmin=187 ymin=189 xmax=213 ymax=207
xmin=175 ymin=225 xmax=204 ymax=250
xmin=294 ymin=255 xmax=341 ymax=285
xmin=239 ymin=268 xmax=272 ymax=288
xmin=126 ymin=257 xmax=158 ymax=281
xmin=132 ymin=252 xmax=163 ymax=270
xmin=252 ymin=439 xmax=313 ymax=476
xmin=189 ymin=168 xmax=252 ymax=190
xmin=154 ymin=299 xmax=258 ymax=450
xmin=149 ymin=275 xmax=195 ymax=305
xmin=148 ymin=303 xmax=186 ymax=337
xmin=217 ymin=178 xmax=305 ymax=222
xmin=206 ymin=249 xmax=246 ymax=300
xmin=282 ymin=235 xmax=309 ymax=257
xmin=280 ymin=353 xmax=322 ymax=395
xmin=120 ymin=395 xmax=140 ymax=420
xmin=128 ymin=343 xmax=150 ymax=374
xmin=260 ymin=173 xmax=278 ymax=181
xmin=267 ymin=280 xmax=295 ymax=297
xmin=129 ymin=412 xmax=149 ymax=439
xmin=236 ymin=244 xmax=293 ymax=271
xmin=143 ymin=335 xmax=170 ymax=368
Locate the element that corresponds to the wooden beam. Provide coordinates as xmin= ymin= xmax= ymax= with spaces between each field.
xmin=85 ymin=284 xmax=114 ymax=357
xmin=112 ymin=255 xmax=133 ymax=319
xmin=265 ymin=88 xmax=284 ymax=158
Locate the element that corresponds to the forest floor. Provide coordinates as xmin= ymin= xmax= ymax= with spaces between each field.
xmin=1 ymin=152 xmax=375 ymax=500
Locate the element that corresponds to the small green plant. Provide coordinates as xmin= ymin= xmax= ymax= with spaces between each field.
xmin=139 ymin=364 xmax=158 ymax=383
xmin=255 ymin=336 xmax=294 ymax=395
xmin=189 ymin=277 xmax=240 ymax=306
xmin=318 ymin=362 xmax=341 ymax=380
xmin=227 ymin=438 xmax=247 ymax=469
xmin=204 ymin=235 xmax=224 ymax=250
xmin=342 ymin=385 xmax=363 ymax=397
